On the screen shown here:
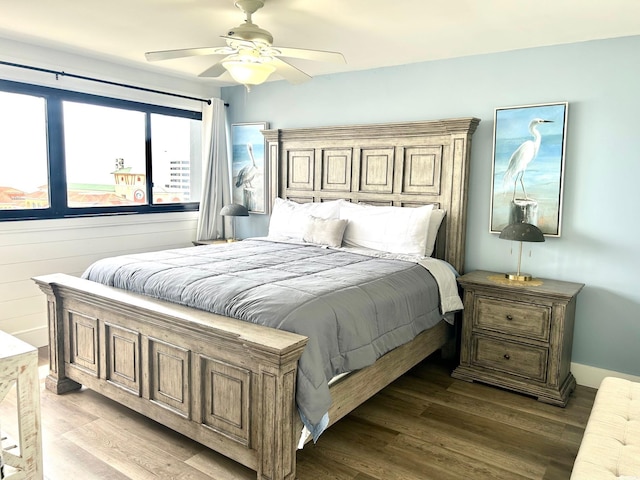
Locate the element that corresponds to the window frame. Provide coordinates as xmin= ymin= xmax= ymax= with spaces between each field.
xmin=0 ymin=79 xmax=202 ymax=222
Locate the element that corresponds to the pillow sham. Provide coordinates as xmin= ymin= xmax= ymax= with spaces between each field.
xmin=303 ymin=216 xmax=349 ymax=248
xmin=424 ymin=209 xmax=446 ymax=257
xmin=268 ymin=198 xmax=341 ymax=240
xmin=339 ymin=202 xmax=433 ymax=255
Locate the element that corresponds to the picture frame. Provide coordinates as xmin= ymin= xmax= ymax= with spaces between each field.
xmin=231 ymin=122 xmax=269 ymax=214
xmin=490 ymin=102 xmax=568 ymax=237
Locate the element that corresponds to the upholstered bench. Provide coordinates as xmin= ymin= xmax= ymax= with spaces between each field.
xmin=571 ymin=377 xmax=640 ymax=479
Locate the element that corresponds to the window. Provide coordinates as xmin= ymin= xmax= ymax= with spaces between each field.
xmin=150 ymin=113 xmax=202 ymax=204
xmin=64 ymin=102 xmax=147 ymax=208
xmin=0 ymin=79 xmax=202 ymax=221
xmin=0 ymin=91 xmax=49 ymax=210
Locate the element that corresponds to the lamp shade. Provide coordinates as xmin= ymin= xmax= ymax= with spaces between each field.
xmin=220 ymin=203 xmax=249 ymax=217
xmin=499 ymin=222 xmax=544 ymax=281
xmin=222 ymin=59 xmax=276 ymax=87
xmin=499 ymin=222 xmax=545 ymax=243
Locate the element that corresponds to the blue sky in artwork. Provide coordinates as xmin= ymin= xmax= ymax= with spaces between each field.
xmin=496 ymin=104 xmax=566 ymax=140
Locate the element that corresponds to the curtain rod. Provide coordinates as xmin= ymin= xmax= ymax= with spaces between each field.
xmin=0 ymin=60 xmax=229 ymax=106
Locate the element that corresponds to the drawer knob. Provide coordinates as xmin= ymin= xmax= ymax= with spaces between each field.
xmin=503 ymin=353 xmax=510 ymax=360
xmin=505 ymin=314 xmax=513 ymax=321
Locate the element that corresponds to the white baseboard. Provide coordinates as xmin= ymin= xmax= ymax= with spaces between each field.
xmin=572 ymin=361 xmax=640 ymax=388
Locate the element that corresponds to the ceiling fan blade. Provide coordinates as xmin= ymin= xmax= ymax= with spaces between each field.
xmin=270 ymin=57 xmax=311 ymax=84
xmin=198 ymin=62 xmax=228 ymax=78
xmin=145 ymin=47 xmax=232 ymax=62
xmin=271 ymin=47 xmax=346 ymax=64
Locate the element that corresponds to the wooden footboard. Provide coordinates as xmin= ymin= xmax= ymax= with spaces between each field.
xmin=34 ymin=273 xmax=308 ymax=480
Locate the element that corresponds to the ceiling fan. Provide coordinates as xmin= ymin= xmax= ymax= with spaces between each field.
xmin=145 ymin=0 xmax=346 ymax=90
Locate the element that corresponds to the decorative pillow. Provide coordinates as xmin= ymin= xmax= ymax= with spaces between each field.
xmin=303 ymin=216 xmax=348 ymax=248
xmin=339 ymin=202 xmax=434 ymax=255
xmin=268 ymin=198 xmax=341 ymax=240
xmin=424 ymin=209 xmax=446 ymax=257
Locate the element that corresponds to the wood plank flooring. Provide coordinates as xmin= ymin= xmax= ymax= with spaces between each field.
xmin=0 ymin=349 xmax=595 ymax=480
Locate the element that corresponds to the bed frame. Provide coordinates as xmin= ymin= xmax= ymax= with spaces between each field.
xmin=34 ymin=117 xmax=479 ymax=480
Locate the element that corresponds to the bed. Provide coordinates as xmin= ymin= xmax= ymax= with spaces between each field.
xmin=33 ymin=117 xmax=480 ymax=480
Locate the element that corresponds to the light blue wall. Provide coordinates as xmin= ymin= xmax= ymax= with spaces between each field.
xmin=222 ymin=36 xmax=640 ymax=376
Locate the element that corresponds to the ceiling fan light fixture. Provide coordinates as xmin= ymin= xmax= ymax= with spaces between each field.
xmin=145 ymin=0 xmax=345 ymax=86
xmin=222 ymin=58 xmax=275 ymax=89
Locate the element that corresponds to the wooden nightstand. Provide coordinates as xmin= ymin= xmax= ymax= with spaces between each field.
xmin=452 ymin=270 xmax=584 ymax=406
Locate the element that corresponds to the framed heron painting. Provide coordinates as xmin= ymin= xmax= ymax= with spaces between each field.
xmin=231 ymin=122 xmax=269 ymax=214
xmin=490 ymin=102 xmax=568 ymax=237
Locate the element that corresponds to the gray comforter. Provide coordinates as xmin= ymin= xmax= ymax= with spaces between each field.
xmin=82 ymin=239 xmax=445 ymax=439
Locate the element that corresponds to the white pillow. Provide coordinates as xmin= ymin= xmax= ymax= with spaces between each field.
xmin=303 ymin=216 xmax=348 ymax=248
xmin=268 ymin=198 xmax=341 ymax=240
xmin=425 ymin=209 xmax=446 ymax=257
xmin=339 ymin=202 xmax=434 ymax=255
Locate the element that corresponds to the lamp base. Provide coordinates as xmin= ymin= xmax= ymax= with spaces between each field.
xmin=504 ymin=272 xmax=533 ymax=282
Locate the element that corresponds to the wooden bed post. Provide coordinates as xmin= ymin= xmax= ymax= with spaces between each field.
xmin=252 ymin=344 xmax=305 ymax=480
xmin=35 ymin=280 xmax=82 ymax=394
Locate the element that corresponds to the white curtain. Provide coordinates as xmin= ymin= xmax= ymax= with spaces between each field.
xmin=196 ymin=98 xmax=231 ymax=241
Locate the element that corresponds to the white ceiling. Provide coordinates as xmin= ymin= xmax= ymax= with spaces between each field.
xmin=1 ymin=0 xmax=640 ymax=87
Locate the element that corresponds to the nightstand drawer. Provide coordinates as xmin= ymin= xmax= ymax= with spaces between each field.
xmin=474 ymin=296 xmax=550 ymax=341
xmin=472 ymin=335 xmax=548 ymax=382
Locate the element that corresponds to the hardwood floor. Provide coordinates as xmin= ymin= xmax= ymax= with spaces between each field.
xmin=0 ymin=349 xmax=595 ymax=480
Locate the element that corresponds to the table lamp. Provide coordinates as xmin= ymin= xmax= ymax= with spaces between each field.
xmin=499 ymin=222 xmax=545 ymax=281
xmin=220 ymin=203 xmax=249 ymax=242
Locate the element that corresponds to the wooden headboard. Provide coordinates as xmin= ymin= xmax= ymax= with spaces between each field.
xmin=262 ymin=117 xmax=480 ymax=274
